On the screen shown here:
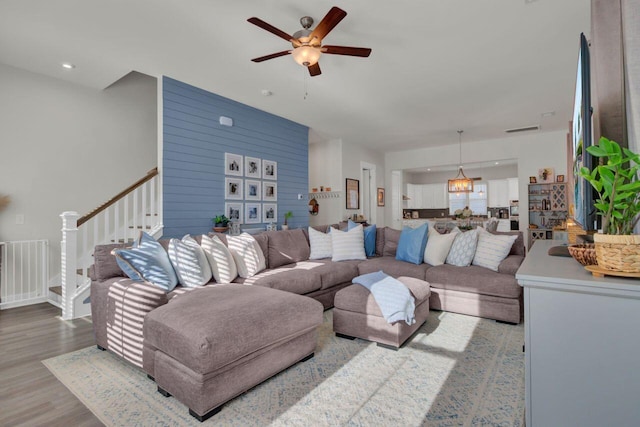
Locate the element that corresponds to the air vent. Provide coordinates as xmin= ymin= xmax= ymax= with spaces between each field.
xmin=505 ymin=125 xmax=540 ymax=134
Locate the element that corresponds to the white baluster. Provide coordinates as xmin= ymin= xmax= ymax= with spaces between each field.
xmin=60 ymin=211 xmax=79 ymax=320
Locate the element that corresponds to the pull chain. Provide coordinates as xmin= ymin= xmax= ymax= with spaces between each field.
xmin=303 ymin=70 xmax=309 ymax=100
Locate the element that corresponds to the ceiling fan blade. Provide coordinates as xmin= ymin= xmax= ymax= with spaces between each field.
xmin=309 ymin=6 xmax=347 ymax=42
xmin=308 ymin=62 xmax=321 ymax=77
xmin=247 ymin=17 xmax=296 ymax=43
xmin=322 ymin=45 xmax=372 ymax=57
xmin=251 ymin=50 xmax=291 ymax=63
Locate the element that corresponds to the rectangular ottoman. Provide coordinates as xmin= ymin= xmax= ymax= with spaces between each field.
xmin=333 ymin=276 xmax=431 ymax=349
xmin=143 ymin=284 xmax=323 ymax=421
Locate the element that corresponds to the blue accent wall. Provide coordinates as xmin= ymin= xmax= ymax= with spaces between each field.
xmin=162 ymin=77 xmax=309 ymax=238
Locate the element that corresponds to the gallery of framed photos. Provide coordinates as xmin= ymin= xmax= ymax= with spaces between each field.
xmin=224 ymin=152 xmax=278 ymax=225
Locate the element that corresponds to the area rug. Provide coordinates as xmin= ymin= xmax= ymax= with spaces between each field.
xmin=43 ymin=310 xmax=524 ymax=426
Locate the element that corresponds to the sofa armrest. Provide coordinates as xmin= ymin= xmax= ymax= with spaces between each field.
xmin=497 ymin=255 xmax=525 ymax=275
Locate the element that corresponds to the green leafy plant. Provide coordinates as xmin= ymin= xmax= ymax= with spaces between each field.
xmin=579 ymin=137 xmax=640 ymax=235
xmin=283 ymin=211 xmax=293 ymax=225
xmin=212 ymin=214 xmax=230 ymax=227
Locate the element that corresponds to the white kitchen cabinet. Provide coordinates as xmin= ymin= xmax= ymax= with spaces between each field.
xmin=406 ymin=183 xmax=447 ymax=209
xmin=488 ymin=179 xmax=509 ymax=207
xmin=507 ymin=177 xmax=519 ymax=201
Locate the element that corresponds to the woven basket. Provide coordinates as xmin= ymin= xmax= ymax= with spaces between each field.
xmin=567 ymin=243 xmax=598 ymax=266
xmin=593 ymin=234 xmax=640 ymax=272
xmin=567 ymin=223 xmax=585 ymax=244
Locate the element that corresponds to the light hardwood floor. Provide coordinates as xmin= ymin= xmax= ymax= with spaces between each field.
xmin=0 ymin=303 xmax=102 ymax=426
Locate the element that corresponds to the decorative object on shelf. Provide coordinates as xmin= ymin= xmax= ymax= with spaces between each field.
xmin=557 ymin=174 xmax=565 ymax=183
xmin=225 ymin=202 xmax=243 ymax=224
xmin=212 ymin=214 xmax=230 ymax=233
xmin=411 ymin=211 xmax=419 ymax=219
xmin=282 ymin=211 xmax=293 ymax=230
xmin=448 ymin=130 xmax=474 ymax=193
xmin=529 ymin=176 xmax=537 ymax=184
xmin=325 ymin=187 xmax=332 ymax=191
xmin=377 ymin=188 xmax=385 ymax=206
xmin=262 ymin=160 xmax=277 ymax=180
xmin=0 ymin=194 xmax=9 ymax=212
xmin=537 ymin=167 xmax=554 ymax=183
xmin=567 ymin=243 xmax=598 ymax=266
xmin=312 ymin=188 xmax=318 ymax=192
xmin=345 ymin=178 xmax=359 ymax=209
xmin=579 ymin=137 xmax=640 ymax=272
xmin=224 ymin=153 xmax=243 ymax=177
xmin=309 ymin=198 xmax=319 ymax=215
xmin=244 ymin=156 xmax=261 ymax=178
xmin=266 ymin=222 xmax=277 ymax=231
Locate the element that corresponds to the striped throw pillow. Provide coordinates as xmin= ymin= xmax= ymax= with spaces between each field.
xmin=331 ymin=224 xmax=366 ymax=262
xmin=308 ymin=227 xmax=333 ymax=259
xmin=472 ymin=228 xmax=518 ymax=271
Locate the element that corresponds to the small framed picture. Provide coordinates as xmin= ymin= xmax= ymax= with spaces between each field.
xmin=263 ymin=203 xmax=277 ymax=223
xmin=529 ymin=176 xmax=537 ymax=184
xmin=377 ymin=188 xmax=385 ymax=207
xmin=225 ymin=153 xmax=243 ymax=177
xmin=244 ymin=156 xmax=261 ymax=178
xmin=245 ymin=203 xmax=261 ymax=224
xmin=245 ymin=179 xmax=261 ymax=201
xmin=263 ymin=182 xmax=277 ymax=201
xmin=557 ymin=174 xmax=565 ymax=183
xmin=263 ymin=160 xmax=277 ymax=180
xmin=225 ymin=177 xmax=243 ymax=200
xmin=225 ymin=202 xmax=243 ymax=224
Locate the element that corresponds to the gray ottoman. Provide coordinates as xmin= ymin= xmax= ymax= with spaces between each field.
xmin=143 ymin=284 xmax=323 ymax=421
xmin=333 ymin=276 xmax=431 ymax=349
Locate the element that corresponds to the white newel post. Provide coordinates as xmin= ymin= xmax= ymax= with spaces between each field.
xmin=60 ymin=211 xmax=79 ymax=320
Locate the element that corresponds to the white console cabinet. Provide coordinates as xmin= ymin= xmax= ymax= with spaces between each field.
xmin=516 ymin=240 xmax=640 ymax=427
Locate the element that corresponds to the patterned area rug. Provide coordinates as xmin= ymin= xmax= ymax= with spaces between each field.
xmin=43 ymin=310 xmax=524 ymax=426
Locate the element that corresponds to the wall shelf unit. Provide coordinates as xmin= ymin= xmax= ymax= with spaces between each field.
xmin=528 ymin=182 xmax=567 ymax=249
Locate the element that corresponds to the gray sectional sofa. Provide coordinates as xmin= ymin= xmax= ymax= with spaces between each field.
xmin=90 ymin=225 xmax=524 ymax=419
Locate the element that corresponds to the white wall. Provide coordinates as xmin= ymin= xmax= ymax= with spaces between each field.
xmin=407 ymin=163 xmax=518 ymax=184
xmin=0 ymin=64 xmax=157 ymax=277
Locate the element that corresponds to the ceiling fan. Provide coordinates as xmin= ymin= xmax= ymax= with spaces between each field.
xmin=248 ymin=6 xmax=372 ymax=76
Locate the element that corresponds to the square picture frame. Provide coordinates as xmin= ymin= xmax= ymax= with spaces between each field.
xmin=245 ymin=203 xmax=261 ymax=224
xmin=377 ymin=188 xmax=385 ymax=206
xmin=346 ymin=178 xmax=359 ymax=210
xmin=225 ymin=153 xmax=243 ymax=177
xmin=245 ymin=179 xmax=262 ymax=201
xmin=262 ymin=182 xmax=277 ymax=201
xmin=262 ymin=160 xmax=277 ymax=180
xmin=244 ymin=156 xmax=261 ymax=178
xmin=262 ymin=203 xmax=277 ymax=223
xmin=225 ymin=177 xmax=243 ymax=200
xmin=557 ymin=174 xmax=565 ymax=183
xmin=225 ymin=202 xmax=243 ymax=224
xmin=529 ymin=176 xmax=537 ymax=184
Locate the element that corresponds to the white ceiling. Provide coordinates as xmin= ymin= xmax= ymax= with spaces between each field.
xmin=0 ymin=0 xmax=591 ymax=152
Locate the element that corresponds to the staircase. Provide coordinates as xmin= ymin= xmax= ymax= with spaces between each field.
xmin=59 ymin=168 xmax=161 ymax=320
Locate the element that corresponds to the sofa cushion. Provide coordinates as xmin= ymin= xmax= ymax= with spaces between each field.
xmin=293 ymin=259 xmax=360 ymax=290
xmin=357 ymin=257 xmax=431 ymax=280
xmin=227 ymin=233 xmax=266 ymax=278
xmin=382 ymin=228 xmax=401 ymax=257
xmin=331 ymin=225 xmax=366 ymax=262
xmin=266 ymin=229 xmax=310 ymax=268
xmin=472 ymin=228 xmax=518 ymax=272
xmin=200 ymin=234 xmax=238 ymax=284
xmin=425 ymin=264 xmax=521 ymax=299
xmin=396 ymin=224 xmax=429 ymax=265
xmin=308 ymin=227 xmax=333 ymax=260
xmin=93 ymin=243 xmax=128 ymax=281
xmin=235 ymin=265 xmax=322 ymax=295
xmin=423 ymin=227 xmax=458 ymax=266
xmin=446 ymin=229 xmax=479 ymax=267
xmin=167 ymin=235 xmax=212 ymax=287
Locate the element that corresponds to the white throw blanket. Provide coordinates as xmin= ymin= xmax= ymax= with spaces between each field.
xmin=352 ymin=271 xmax=416 ymax=325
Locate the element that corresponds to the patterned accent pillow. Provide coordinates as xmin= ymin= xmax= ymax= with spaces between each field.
xmin=227 ymin=233 xmax=266 ymax=278
xmin=331 ymin=224 xmax=366 ymax=262
xmin=445 ymin=228 xmax=479 ymax=267
xmin=200 ymin=234 xmax=238 ymax=283
xmin=308 ymin=226 xmax=333 ymax=259
xmin=423 ymin=227 xmax=459 ymax=266
xmin=168 ymin=235 xmax=212 ymax=287
xmin=472 ymin=228 xmax=518 ymax=271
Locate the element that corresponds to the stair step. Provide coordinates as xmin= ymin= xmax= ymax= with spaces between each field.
xmin=49 ymin=286 xmax=62 ymax=296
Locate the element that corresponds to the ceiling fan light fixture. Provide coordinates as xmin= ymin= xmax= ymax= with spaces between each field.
xmin=292 ymin=45 xmax=321 ymax=66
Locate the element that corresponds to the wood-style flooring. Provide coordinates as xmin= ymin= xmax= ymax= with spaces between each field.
xmin=0 ymin=303 xmax=102 ymax=427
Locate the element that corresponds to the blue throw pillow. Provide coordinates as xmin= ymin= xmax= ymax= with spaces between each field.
xmin=113 ymin=232 xmax=179 ymax=291
xmin=348 ymin=220 xmax=377 ymax=257
xmin=395 ymin=224 xmax=429 ymax=265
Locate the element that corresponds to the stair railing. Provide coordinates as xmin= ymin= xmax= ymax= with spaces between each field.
xmin=60 ymin=168 xmax=161 ymax=320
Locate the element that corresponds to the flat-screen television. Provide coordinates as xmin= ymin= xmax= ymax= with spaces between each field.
xmin=571 ymin=33 xmax=597 ymax=231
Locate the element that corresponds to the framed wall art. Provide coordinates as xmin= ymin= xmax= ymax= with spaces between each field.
xmin=262 ymin=160 xmax=277 ymax=180
xmin=244 ymin=156 xmax=261 ymax=178
xmin=377 ymin=188 xmax=385 ymax=206
xmin=245 ymin=203 xmax=261 ymax=224
xmin=225 ymin=153 xmax=243 ymax=177
xmin=346 ymin=178 xmax=359 ymax=210
xmin=263 ymin=182 xmax=277 ymax=201
xmin=245 ymin=179 xmax=261 ymax=201
xmin=262 ymin=203 xmax=277 ymax=223
xmin=225 ymin=177 xmax=243 ymax=200
xmin=538 ymin=167 xmax=554 ymax=184
xmin=225 ymin=202 xmax=243 ymax=224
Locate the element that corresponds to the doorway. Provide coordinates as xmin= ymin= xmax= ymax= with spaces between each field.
xmin=360 ymin=162 xmax=376 ymax=224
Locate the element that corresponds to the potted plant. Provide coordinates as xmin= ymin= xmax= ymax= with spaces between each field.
xmin=212 ymin=214 xmax=230 ymax=233
xmin=578 ymin=136 xmax=640 ymax=272
xmin=282 ymin=211 xmax=293 ymax=230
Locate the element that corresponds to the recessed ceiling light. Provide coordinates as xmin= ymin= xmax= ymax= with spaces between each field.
xmin=427 ymin=168 xmax=431 ymax=171
xmin=61 ymin=63 xmax=75 ymax=69
xmin=495 ymin=162 xmax=500 ymax=165
xmin=261 ymin=89 xmax=272 ymax=96
xmin=541 ymin=111 xmax=556 ymax=117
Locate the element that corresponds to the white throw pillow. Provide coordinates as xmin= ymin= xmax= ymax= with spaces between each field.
xmin=472 ymin=228 xmax=518 ymax=271
xmin=167 ymin=235 xmax=212 ymax=287
xmin=423 ymin=226 xmax=458 ymax=266
xmin=331 ymin=224 xmax=366 ymax=262
xmin=200 ymin=234 xmax=238 ymax=283
xmin=227 ymin=233 xmax=266 ymax=278
xmin=308 ymin=227 xmax=333 ymax=259
xmin=445 ymin=228 xmax=479 ymax=267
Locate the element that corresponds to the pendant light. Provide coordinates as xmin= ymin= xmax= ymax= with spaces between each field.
xmin=448 ymin=130 xmax=474 ymax=193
